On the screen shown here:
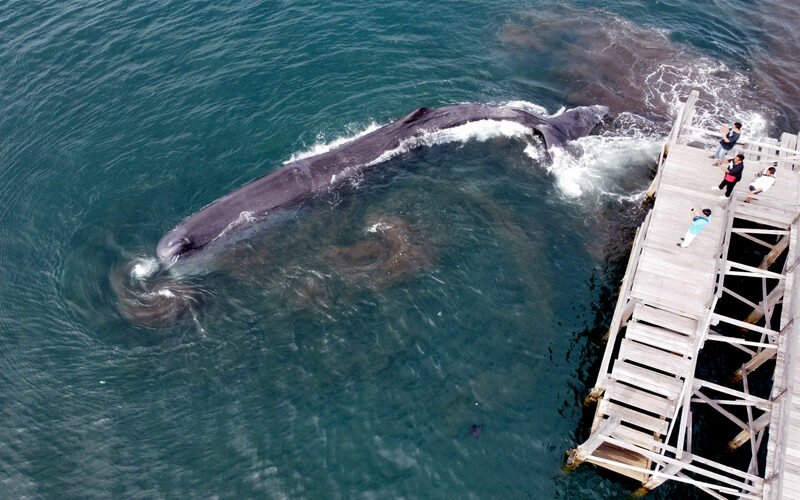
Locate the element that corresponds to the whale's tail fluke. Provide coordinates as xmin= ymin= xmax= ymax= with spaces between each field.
xmin=538 ymin=105 xmax=609 ymax=149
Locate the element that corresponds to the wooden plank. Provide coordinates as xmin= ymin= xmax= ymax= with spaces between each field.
xmin=731 ymin=228 xmax=790 ymax=236
xmin=614 ymin=424 xmax=662 ymax=452
xmin=795 ymin=130 xmax=800 ymax=171
xmin=611 ymin=360 xmax=685 ymax=399
xmin=605 ymin=435 xmax=765 ymax=491
xmin=734 ymin=203 xmax=795 ymax=228
xmin=625 ymin=323 xmax=693 ymax=356
xmin=619 ymin=338 xmax=693 ymax=376
xmin=632 ymin=303 xmax=699 ymax=334
xmin=638 ymin=245 xmax=716 ymax=274
xmin=744 ymin=140 xmax=762 ymax=163
xmin=632 ymin=270 xmax=712 ymax=305
xmin=711 ymin=313 xmax=780 ymax=337
xmin=761 ymin=137 xmax=779 ymax=163
xmin=606 ymin=382 xmax=676 ymax=418
xmin=732 ymin=231 xmax=775 ymax=249
xmin=630 ymin=288 xmax=709 ymax=319
xmin=635 ymin=262 xmax=715 ymax=292
xmin=779 ymin=132 xmax=797 ymax=174
xmin=587 ymin=442 xmax=651 ymax=482
xmin=600 ymin=400 xmax=670 ymax=435
xmin=727 ymin=259 xmax=786 ymax=280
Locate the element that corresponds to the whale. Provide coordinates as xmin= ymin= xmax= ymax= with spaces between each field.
xmin=157 ymin=103 xmax=608 ymax=263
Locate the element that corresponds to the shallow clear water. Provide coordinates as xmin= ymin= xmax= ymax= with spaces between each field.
xmin=1 ymin=0 xmax=798 ymax=497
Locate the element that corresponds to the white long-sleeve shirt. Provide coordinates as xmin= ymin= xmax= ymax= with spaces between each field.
xmin=750 ymin=170 xmax=776 ymax=193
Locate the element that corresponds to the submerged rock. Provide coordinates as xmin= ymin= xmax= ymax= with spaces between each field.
xmin=470 ymin=424 xmax=482 ymax=439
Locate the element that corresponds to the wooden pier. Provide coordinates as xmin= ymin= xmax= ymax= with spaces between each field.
xmin=568 ymin=90 xmax=800 ymax=499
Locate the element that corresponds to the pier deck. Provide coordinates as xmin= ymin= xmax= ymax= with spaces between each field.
xmin=569 ymin=91 xmax=800 ymax=499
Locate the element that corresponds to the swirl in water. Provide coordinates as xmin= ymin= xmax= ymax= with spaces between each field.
xmin=111 ymin=257 xmax=202 ymax=327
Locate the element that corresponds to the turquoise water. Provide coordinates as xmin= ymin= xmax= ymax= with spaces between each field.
xmin=2 ymin=1 xmax=798 ymax=497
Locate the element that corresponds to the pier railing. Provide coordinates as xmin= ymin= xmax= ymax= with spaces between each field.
xmin=647 ymin=90 xmax=699 ymax=198
xmin=588 ymin=210 xmax=652 ymax=398
xmin=685 ymin=126 xmax=800 ymax=171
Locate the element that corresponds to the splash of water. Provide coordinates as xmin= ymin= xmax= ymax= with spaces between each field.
xmin=130 ymin=257 xmax=160 ymax=280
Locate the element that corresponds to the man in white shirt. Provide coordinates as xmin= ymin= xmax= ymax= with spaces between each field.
xmin=745 ymin=167 xmax=776 ymax=203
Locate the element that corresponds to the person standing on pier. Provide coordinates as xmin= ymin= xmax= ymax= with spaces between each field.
xmin=712 ymin=122 xmax=742 ymax=163
xmin=712 ymin=153 xmax=745 ymax=199
xmin=678 ymin=208 xmax=712 ymax=248
xmin=744 ymin=166 xmax=777 ymax=203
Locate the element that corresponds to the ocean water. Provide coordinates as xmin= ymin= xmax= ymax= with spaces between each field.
xmin=1 ymin=0 xmax=798 ymax=498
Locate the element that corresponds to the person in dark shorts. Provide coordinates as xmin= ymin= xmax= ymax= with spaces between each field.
xmin=745 ymin=166 xmax=776 ymax=203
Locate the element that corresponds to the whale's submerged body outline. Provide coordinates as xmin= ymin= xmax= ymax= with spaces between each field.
xmin=157 ymin=103 xmax=608 ymax=263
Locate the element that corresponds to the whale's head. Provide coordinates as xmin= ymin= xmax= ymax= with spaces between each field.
xmin=156 ymin=229 xmax=196 ymax=264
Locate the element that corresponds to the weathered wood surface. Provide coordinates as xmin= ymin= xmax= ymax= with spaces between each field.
xmin=585 ymin=126 xmax=800 ymax=497
xmin=765 ymin=259 xmax=800 ymax=498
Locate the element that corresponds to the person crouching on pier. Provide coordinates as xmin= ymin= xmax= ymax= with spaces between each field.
xmin=745 ymin=166 xmax=776 ymax=203
xmin=678 ymin=208 xmax=712 ymax=248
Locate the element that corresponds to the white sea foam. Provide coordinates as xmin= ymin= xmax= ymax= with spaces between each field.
xmin=130 ymin=257 xmax=160 ymax=280
xmin=542 ymin=134 xmax=662 ymax=199
xmin=272 ymin=100 xmax=663 ymax=202
xmin=286 ymin=122 xmax=382 ymax=163
xmin=503 ymin=100 xmax=550 ymax=116
xmin=217 ymin=210 xmax=257 ymax=238
xmin=367 ymin=221 xmax=392 ymax=233
xmin=367 ymin=119 xmax=535 ymax=167
xmin=642 ymin=58 xmax=770 ymax=141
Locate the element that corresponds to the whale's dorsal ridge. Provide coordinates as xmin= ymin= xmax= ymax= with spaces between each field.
xmin=401 ymin=107 xmax=431 ymax=124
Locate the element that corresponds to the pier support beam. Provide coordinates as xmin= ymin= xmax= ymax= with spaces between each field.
xmin=641 ymin=455 xmax=689 ymax=491
xmin=759 ymin=234 xmax=789 ymax=270
xmin=565 ymin=416 xmax=620 ymax=470
xmin=732 ymin=349 xmax=777 ymax=382
xmin=729 ymin=412 xmax=771 ymax=451
xmin=742 ymin=282 xmax=784 ymax=328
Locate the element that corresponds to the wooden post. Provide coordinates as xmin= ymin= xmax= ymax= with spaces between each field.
xmin=742 ymin=282 xmax=784 ymax=326
xmin=584 ymin=386 xmax=605 ymax=406
xmin=728 ymin=412 xmax=772 ymax=451
xmin=732 ymin=348 xmax=778 ymax=382
xmin=645 ymin=144 xmax=668 ymax=201
xmin=565 ymin=416 xmax=620 ymax=470
xmin=759 ymin=234 xmax=789 ymax=270
xmin=642 ymin=458 xmax=688 ymax=491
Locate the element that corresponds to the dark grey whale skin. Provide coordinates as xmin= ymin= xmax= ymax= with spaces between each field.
xmin=157 ymin=103 xmax=608 ymax=263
